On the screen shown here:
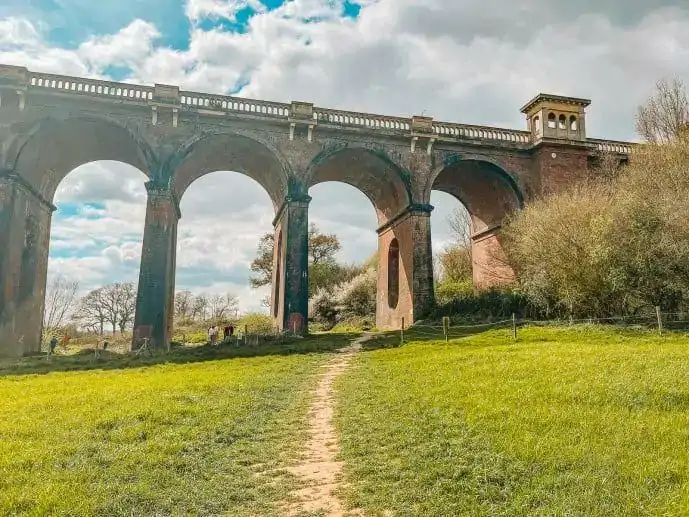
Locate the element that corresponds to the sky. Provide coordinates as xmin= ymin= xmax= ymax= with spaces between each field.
xmin=1 ymin=0 xmax=689 ymax=312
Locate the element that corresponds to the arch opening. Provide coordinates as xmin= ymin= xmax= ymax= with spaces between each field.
xmin=12 ymin=117 xmax=151 ymax=203
xmin=558 ymin=114 xmax=567 ymax=130
xmin=547 ymin=112 xmax=557 ymax=129
xmin=307 ymin=181 xmax=379 ymax=323
xmin=430 ymin=160 xmax=522 ymax=288
xmin=170 ymin=133 xmax=289 ymax=211
xmin=306 ymin=148 xmax=410 ymax=227
xmin=45 ymin=161 xmax=148 ymax=336
xmin=175 ymin=171 xmax=275 ymax=317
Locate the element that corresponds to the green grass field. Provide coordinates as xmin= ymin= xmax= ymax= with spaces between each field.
xmin=335 ymin=326 xmax=689 ymax=516
xmin=0 ymin=334 xmax=351 ymax=516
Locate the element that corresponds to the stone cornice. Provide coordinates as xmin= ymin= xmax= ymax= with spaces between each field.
xmin=376 ymin=203 xmax=434 ymax=235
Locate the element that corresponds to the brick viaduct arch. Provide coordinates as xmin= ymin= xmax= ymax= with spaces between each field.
xmin=0 ymin=115 xmax=154 ymax=356
xmin=428 ymin=158 xmax=524 ymax=288
xmin=0 ymin=64 xmax=633 ymax=356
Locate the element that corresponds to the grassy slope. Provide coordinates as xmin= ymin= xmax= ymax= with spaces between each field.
xmin=335 ymin=326 xmax=689 ymax=516
xmin=0 ymin=335 xmax=351 ymax=516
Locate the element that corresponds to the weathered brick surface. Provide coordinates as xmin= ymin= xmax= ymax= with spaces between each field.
xmin=132 ymin=186 xmax=179 ymax=350
xmin=0 ymin=70 xmax=632 ymax=353
xmin=0 ymin=176 xmax=53 ymax=356
xmin=472 ymin=230 xmax=516 ymax=287
xmin=376 ymin=210 xmax=434 ymax=328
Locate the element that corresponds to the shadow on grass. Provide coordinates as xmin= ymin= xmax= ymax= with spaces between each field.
xmin=0 ymin=332 xmax=359 ymax=377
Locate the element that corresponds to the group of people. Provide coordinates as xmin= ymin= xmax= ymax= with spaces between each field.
xmin=207 ymin=324 xmax=236 ymax=345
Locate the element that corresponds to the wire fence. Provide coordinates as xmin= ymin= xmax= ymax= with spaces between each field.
xmin=400 ymin=308 xmax=689 ymax=345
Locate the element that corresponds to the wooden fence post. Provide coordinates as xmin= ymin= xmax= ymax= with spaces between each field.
xmin=656 ymin=306 xmax=663 ymax=335
xmin=442 ymin=317 xmax=449 ymax=342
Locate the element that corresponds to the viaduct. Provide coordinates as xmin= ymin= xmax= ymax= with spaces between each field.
xmin=0 ymin=64 xmax=633 ymax=357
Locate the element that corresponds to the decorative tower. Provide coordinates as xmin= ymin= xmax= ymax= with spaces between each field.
xmin=521 ymin=93 xmax=590 ymax=142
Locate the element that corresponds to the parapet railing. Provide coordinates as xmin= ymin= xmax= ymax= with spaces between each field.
xmin=432 ymin=121 xmax=531 ymax=144
xmin=29 ymin=72 xmax=154 ymax=103
xmin=12 ymin=67 xmax=634 ymax=154
xmin=588 ymin=138 xmax=634 ymax=154
xmin=179 ymin=90 xmax=291 ymax=118
xmin=313 ymin=107 xmax=412 ymax=132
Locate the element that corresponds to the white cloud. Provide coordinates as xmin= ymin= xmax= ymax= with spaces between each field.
xmin=77 ymin=19 xmax=161 ymax=69
xmin=185 ymin=0 xmax=266 ymax=23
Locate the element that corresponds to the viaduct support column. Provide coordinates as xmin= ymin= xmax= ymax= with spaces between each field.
xmin=133 ymin=182 xmax=179 ymax=350
xmin=0 ymin=173 xmax=54 ymax=357
xmin=471 ymin=226 xmax=516 ymax=288
xmin=272 ymin=195 xmax=310 ymax=334
xmin=376 ymin=204 xmax=435 ymax=329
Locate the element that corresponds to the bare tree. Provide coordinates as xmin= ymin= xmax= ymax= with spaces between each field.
xmin=74 ymin=288 xmax=107 ymax=335
xmin=73 ymin=283 xmax=136 ymax=335
xmin=208 ymin=293 xmax=239 ymax=320
xmin=447 ymin=206 xmax=472 ymax=247
xmin=116 ymin=283 xmax=137 ymax=332
xmin=174 ymin=290 xmax=195 ymax=321
xmin=191 ymin=294 xmax=208 ymax=321
xmin=43 ymin=275 xmax=79 ymax=336
xmin=636 ymin=77 xmax=689 ymax=143
xmin=100 ymin=284 xmax=120 ymax=333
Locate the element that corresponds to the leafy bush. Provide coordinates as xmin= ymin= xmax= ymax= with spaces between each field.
xmin=238 ymin=313 xmax=275 ymax=335
xmin=309 ymin=267 xmax=377 ymax=328
xmin=503 ymin=137 xmax=689 ymax=318
xmin=429 ymin=287 xmax=542 ymax=323
xmin=435 ymin=280 xmax=473 ymax=305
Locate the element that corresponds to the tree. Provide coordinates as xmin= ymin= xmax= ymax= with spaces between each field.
xmin=436 ymin=205 xmax=473 ymax=285
xmin=174 ymin=290 xmax=195 ymax=322
xmin=437 ymin=245 xmax=473 ymax=283
xmin=73 ymin=283 xmax=136 ymax=334
xmin=208 ymin=293 xmax=239 ymax=320
xmin=249 ymin=233 xmax=275 ymax=288
xmin=503 ymin=135 xmax=689 ymax=317
xmin=447 ymin=206 xmax=471 ymax=247
xmin=308 ymin=224 xmax=340 ymax=263
xmin=309 ymin=261 xmax=363 ymax=296
xmin=636 ymin=77 xmax=689 ymax=143
xmin=74 ymin=288 xmax=108 ymax=335
xmin=115 ymin=283 xmax=137 ymax=333
xmin=249 ymin=225 xmax=343 ymax=289
xmin=43 ymin=275 xmax=79 ymax=336
xmin=191 ymin=294 xmax=208 ymax=321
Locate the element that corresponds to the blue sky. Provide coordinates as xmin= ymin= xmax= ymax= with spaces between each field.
xmin=2 ymin=0 xmax=689 ymax=312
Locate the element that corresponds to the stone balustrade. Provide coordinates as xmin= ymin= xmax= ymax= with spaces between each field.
xmin=29 ymin=71 xmax=154 ymax=102
xmin=312 ymin=107 xmax=411 ymax=132
xmin=433 ymin=122 xmax=531 ymax=144
xmin=589 ymin=139 xmax=634 ymax=154
xmin=0 ymin=64 xmax=634 ymax=154
xmin=180 ymin=90 xmax=291 ymax=118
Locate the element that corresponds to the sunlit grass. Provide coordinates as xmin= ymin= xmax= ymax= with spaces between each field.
xmin=335 ymin=326 xmax=689 ymax=516
xmin=0 ymin=334 xmax=351 ymax=516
